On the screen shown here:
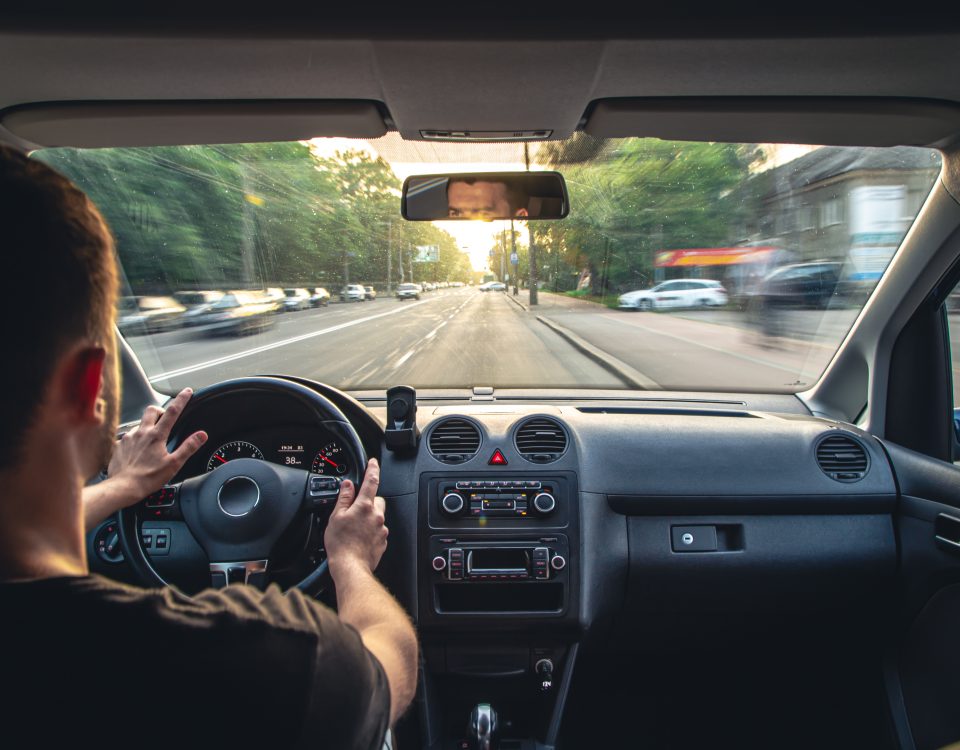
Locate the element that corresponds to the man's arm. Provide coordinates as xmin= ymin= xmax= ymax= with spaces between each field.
xmin=83 ymin=388 xmax=207 ymax=530
xmin=324 ymin=459 xmax=419 ymax=727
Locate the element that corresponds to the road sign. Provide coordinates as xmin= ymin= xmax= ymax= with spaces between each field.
xmin=414 ymin=245 xmax=440 ymax=262
xmin=510 ymin=252 xmax=519 ymax=265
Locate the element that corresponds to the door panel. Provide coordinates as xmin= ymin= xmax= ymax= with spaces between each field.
xmin=884 ymin=441 xmax=960 ymax=750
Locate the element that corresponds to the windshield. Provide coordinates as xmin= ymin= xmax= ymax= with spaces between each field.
xmin=35 ymin=135 xmax=941 ymax=395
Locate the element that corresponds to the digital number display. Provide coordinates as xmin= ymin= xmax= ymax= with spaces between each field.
xmin=277 ymin=443 xmax=305 ymax=467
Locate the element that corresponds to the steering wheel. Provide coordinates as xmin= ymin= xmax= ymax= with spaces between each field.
xmin=117 ymin=377 xmax=368 ymax=597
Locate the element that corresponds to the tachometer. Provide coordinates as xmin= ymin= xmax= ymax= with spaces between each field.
xmin=206 ymin=440 xmax=265 ymax=471
xmin=311 ymin=442 xmax=349 ymax=475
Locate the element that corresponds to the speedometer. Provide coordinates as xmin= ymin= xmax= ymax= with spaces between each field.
xmin=206 ymin=440 xmax=265 ymax=471
xmin=311 ymin=442 xmax=349 ymax=475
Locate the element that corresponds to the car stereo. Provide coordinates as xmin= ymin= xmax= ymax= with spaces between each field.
xmin=428 ymin=477 xmax=569 ymax=526
xmin=428 ymin=537 xmax=569 ymax=582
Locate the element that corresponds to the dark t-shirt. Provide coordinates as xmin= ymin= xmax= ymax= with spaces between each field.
xmin=0 ymin=574 xmax=390 ymax=749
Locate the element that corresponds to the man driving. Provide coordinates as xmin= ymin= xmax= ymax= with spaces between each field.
xmin=0 ymin=145 xmax=418 ymax=749
xmin=447 ymin=177 xmax=529 ymax=220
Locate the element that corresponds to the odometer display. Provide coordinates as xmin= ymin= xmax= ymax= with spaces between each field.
xmin=311 ymin=442 xmax=349 ymax=475
xmin=206 ymin=440 xmax=265 ymax=471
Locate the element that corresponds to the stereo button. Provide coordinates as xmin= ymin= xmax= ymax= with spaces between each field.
xmin=431 ymin=556 xmax=447 ymax=572
xmin=441 ymin=493 xmax=466 ymax=515
xmin=533 ymin=493 xmax=556 ymax=514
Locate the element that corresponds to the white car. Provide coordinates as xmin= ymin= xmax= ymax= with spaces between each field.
xmin=339 ymin=284 xmax=366 ymax=302
xmin=618 ymin=279 xmax=728 ymax=311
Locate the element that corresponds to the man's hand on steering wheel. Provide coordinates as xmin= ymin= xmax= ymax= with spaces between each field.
xmin=83 ymin=388 xmax=208 ymax=530
xmin=324 ymin=459 xmax=388 ymax=582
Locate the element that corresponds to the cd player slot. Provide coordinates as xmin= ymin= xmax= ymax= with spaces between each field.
xmin=467 ymin=548 xmax=530 ymax=576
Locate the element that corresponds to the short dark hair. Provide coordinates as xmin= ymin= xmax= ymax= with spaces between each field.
xmin=0 ymin=145 xmax=118 ymax=469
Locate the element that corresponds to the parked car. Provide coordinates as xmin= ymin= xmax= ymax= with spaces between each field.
xmin=281 ymin=287 xmax=312 ymax=312
xmin=396 ymin=282 xmax=421 ymax=300
xmin=262 ymin=287 xmax=286 ymax=310
xmin=173 ymin=290 xmax=224 ymax=326
xmin=364 ymin=285 xmax=377 ymax=300
xmin=340 ymin=284 xmax=366 ymax=302
xmin=618 ymin=279 xmax=728 ymax=311
xmin=198 ymin=290 xmax=277 ymax=336
xmin=310 ymin=287 xmax=330 ymax=307
xmin=755 ymin=262 xmax=842 ymax=309
xmin=116 ymin=295 xmax=186 ymax=335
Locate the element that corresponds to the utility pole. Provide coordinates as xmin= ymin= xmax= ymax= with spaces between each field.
xmin=523 ymin=142 xmax=539 ymax=305
xmin=408 ymin=242 xmax=414 ymax=283
xmin=500 ymin=228 xmax=506 ymax=284
xmin=510 ymin=218 xmax=518 ymax=295
xmin=386 ymin=220 xmax=393 ymax=294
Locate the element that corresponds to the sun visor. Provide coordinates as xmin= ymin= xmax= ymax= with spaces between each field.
xmin=584 ymin=98 xmax=960 ymax=148
xmin=1 ymin=100 xmax=388 ymax=148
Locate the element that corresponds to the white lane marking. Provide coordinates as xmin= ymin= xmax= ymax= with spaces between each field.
xmin=424 ymin=320 xmax=447 ymax=341
xmin=391 ymin=349 xmax=416 ymax=370
xmin=149 ymin=299 xmax=433 ymax=381
xmin=602 ymin=314 xmax=823 ymax=378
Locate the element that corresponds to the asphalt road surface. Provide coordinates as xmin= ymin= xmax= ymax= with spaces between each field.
xmin=130 ymin=288 xmax=960 ymax=397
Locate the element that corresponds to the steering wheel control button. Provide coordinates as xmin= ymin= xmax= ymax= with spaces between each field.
xmin=144 ymin=485 xmax=177 ymax=508
xmin=671 ymin=525 xmax=718 ymax=553
xmin=533 ymin=492 xmax=556 ymax=514
xmin=432 ymin=555 xmax=447 ymax=572
xmin=138 ymin=528 xmax=171 ymax=556
xmin=441 ymin=492 xmax=466 ymax=515
xmin=308 ymin=475 xmax=341 ymax=509
xmin=550 ymin=554 xmax=566 ymax=571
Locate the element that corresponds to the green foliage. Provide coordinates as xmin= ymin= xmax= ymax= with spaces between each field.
xmin=36 ymin=142 xmax=473 ymax=294
xmin=532 ymin=136 xmax=762 ymax=294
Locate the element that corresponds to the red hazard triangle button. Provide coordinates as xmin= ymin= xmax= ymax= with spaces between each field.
xmin=488 ymin=449 xmax=508 ymax=466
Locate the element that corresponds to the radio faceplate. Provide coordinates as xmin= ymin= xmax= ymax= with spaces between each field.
xmin=427 ymin=476 xmax=570 ymax=529
xmin=428 ymin=535 xmax=569 ymax=582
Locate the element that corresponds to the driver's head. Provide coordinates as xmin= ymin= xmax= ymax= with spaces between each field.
xmin=0 ymin=145 xmax=119 ymax=482
xmin=447 ymin=178 xmax=529 ymax=220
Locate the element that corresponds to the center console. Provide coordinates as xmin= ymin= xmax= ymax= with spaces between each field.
xmin=417 ymin=472 xmax=580 ymax=749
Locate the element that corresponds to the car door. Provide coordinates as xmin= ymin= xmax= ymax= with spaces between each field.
xmin=653 ymin=280 xmax=682 ymax=308
xmin=881 ymin=274 xmax=960 ymax=750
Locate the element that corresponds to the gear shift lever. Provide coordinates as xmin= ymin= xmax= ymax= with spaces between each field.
xmin=468 ymin=703 xmax=498 ymax=750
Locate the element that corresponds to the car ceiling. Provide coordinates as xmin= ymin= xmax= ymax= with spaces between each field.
xmin=2 ymin=25 xmax=960 ymax=148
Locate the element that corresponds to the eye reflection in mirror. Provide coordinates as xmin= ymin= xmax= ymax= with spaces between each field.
xmin=447 ymin=178 xmax=528 ymax=220
xmin=402 ymin=171 xmax=568 ymax=221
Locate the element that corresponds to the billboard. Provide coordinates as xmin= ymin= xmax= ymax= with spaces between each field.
xmin=414 ymin=245 xmax=440 ymax=263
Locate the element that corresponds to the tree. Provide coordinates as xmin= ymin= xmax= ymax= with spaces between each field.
xmin=533 ymin=134 xmax=762 ymax=294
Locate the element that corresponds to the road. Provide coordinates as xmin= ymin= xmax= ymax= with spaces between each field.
xmin=130 ymin=288 xmax=960 ymax=397
xmin=133 ymin=288 xmax=621 ymax=394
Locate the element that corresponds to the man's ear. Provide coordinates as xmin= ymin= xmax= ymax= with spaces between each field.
xmin=58 ymin=345 xmax=107 ymax=425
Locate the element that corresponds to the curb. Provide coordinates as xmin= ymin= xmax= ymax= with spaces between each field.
xmin=536 ymin=315 xmax=660 ymax=389
xmin=504 ymin=292 xmax=529 ymax=312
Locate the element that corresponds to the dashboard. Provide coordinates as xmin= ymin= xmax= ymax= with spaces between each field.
xmin=85 ymin=381 xmax=907 ymax=747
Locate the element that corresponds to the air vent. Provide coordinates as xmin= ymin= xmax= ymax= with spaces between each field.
xmin=816 ymin=435 xmax=868 ymax=482
xmin=428 ymin=418 xmax=481 ymax=464
xmin=515 ymin=417 xmax=568 ymax=463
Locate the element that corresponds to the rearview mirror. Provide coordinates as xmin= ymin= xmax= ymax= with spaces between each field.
xmin=401 ymin=172 xmax=569 ymax=221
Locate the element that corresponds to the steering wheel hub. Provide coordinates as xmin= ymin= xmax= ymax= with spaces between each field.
xmin=218 ymin=475 xmax=261 ymax=517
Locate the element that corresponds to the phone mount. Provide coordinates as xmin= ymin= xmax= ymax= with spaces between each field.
xmin=384 ymin=385 xmax=420 ymax=454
